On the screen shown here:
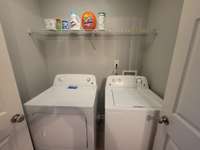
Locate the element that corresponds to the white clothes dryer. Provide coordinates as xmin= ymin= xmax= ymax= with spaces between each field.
xmin=24 ymin=74 xmax=97 ymax=150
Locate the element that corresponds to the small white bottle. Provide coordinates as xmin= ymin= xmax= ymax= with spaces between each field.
xmin=70 ymin=12 xmax=81 ymax=30
xmin=44 ymin=18 xmax=56 ymax=31
xmin=98 ymin=12 xmax=106 ymax=30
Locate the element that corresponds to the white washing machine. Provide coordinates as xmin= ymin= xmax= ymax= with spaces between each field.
xmin=24 ymin=74 xmax=97 ymax=150
xmin=105 ymin=75 xmax=162 ymax=150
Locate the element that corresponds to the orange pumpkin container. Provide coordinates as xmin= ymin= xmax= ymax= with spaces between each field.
xmin=81 ymin=11 xmax=97 ymax=30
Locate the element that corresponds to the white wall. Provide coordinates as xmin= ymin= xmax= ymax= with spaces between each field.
xmin=39 ymin=0 xmax=150 ymax=113
xmin=38 ymin=0 xmax=150 ymax=81
xmin=0 ymin=0 xmax=182 ymax=112
xmin=39 ymin=0 xmax=149 ymax=25
xmin=0 ymin=0 xmax=50 ymax=102
xmin=141 ymin=0 xmax=184 ymax=97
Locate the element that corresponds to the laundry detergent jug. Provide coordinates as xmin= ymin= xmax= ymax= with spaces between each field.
xmin=81 ymin=11 xmax=97 ymax=30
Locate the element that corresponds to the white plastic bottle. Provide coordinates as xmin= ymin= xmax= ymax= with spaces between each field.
xmin=98 ymin=12 xmax=106 ymax=30
xmin=70 ymin=12 xmax=81 ymax=30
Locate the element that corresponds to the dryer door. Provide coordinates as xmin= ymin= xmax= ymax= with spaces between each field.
xmin=28 ymin=108 xmax=87 ymax=150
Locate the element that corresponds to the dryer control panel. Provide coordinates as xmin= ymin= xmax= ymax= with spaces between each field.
xmin=53 ymin=74 xmax=97 ymax=87
xmin=106 ymin=75 xmax=149 ymax=89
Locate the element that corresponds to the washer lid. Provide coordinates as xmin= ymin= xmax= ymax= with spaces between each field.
xmin=112 ymin=88 xmax=160 ymax=108
xmin=24 ymin=86 xmax=96 ymax=108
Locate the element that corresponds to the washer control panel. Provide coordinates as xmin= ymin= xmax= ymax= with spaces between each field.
xmin=106 ymin=75 xmax=149 ymax=89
